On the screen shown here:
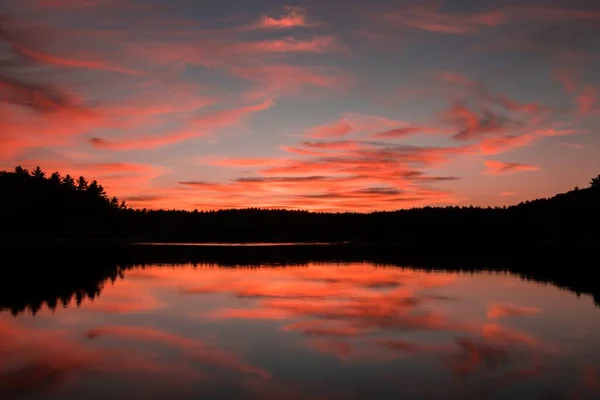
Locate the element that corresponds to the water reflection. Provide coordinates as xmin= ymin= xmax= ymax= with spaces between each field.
xmin=1 ymin=262 xmax=600 ymax=399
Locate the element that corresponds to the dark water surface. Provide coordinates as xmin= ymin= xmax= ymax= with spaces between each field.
xmin=2 ymin=261 xmax=600 ymax=399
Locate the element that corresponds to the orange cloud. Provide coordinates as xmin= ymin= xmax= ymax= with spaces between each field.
xmin=487 ymin=303 xmax=541 ymax=319
xmin=254 ymin=6 xmax=312 ymax=29
xmin=206 ymin=308 xmax=293 ymax=320
xmin=481 ymin=323 xmax=538 ymax=347
xmin=281 ymin=321 xmax=363 ymax=337
xmin=0 ymin=319 xmax=207 ymax=398
xmin=483 ymin=160 xmax=540 ymax=175
xmin=86 ymin=325 xmax=270 ymax=379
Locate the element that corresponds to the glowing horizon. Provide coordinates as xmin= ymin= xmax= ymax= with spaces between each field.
xmin=1 ymin=0 xmax=599 ymax=212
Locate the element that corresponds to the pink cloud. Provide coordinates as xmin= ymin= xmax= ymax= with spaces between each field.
xmin=552 ymin=65 xmax=578 ymax=94
xmin=281 ymin=141 xmax=364 ymax=155
xmin=13 ymin=44 xmax=142 ymax=76
xmin=89 ymin=100 xmax=273 ymax=151
xmin=439 ymin=72 xmax=547 ymax=115
xmin=478 ymin=134 xmax=538 ymax=155
xmin=371 ymin=126 xmax=423 ymax=138
xmin=576 ymin=86 xmax=597 ymax=116
xmin=558 ymin=142 xmax=585 ymax=150
xmin=483 ymin=160 xmax=540 ymax=175
xmin=86 ymin=325 xmax=270 ymax=379
xmin=230 ymin=64 xmax=351 ymax=100
xmin=254 ymin=6 xmax=312 ymax=29
xmin=89 ymin=132 xmax=205 ymax=151
xmin=308 ymin=121 xmax=354 ymax=138
xmin=486 ymin=94 xmax=544 ymax=114
xmin=33 ymin=0 xmax=143 ymax=9
xmin=236 ymin=36 xmax=343 ymax=54
xmin=386 ymin=4 xmax=505 ymax=34
xmin=438 ymin=71 xmax=480 ymax=86
xmin=441 ymin=100 xmax=509 ymax=141
xmin=198 ymin=156 xmax=286 ymax=168
xmin=306 ymin=113 xmax=407 ymax=139
xmin=0 ymin=101 xmax=106 ymax=159
xmin=476 ymin=128 xmax=582 ymax=156
xmin=385 ymin=4 xmax=600 ymax=35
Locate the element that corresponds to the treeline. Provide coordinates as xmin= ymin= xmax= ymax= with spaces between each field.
xmin=0 ymin=166 xmax=126 ymax=238
xmin=1 ymin=166 xmax=599 ymax=243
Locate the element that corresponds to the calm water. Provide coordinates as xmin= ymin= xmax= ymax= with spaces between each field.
xmin=2 ymin=263 xmax=600 ymax=399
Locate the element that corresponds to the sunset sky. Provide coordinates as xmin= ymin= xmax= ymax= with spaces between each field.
xmin=1 ymin=0 xmax=599 ymax=211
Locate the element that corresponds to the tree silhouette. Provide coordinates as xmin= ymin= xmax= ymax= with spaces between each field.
xmin=14 ymin=165 xmax=28 ymax=175
xmin=50 ymin=171 xmax=62 ymax=184
xmin=63 ymin=174 xmax=75 ymax=189
xmin=88 ymin=180 xmax=107 ymax=199
xmin=31 ymin=166 xmax=45 ymax=179
xmin=77 ymin=176 xmax=88 ymax=191
xmin=591 ymin=175 xmax=600 ymax=188
xmin=110 ymin=196 xmax=120 ymax=208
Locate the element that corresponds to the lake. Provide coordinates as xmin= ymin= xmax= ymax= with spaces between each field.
xmin=2 ymin=261 xmax=600 ymax=399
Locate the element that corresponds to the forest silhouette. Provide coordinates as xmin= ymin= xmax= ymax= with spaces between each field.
xmin=1 ymin=165 xmax=599 ymax=244
xmin=1 ymin=165 xmax=598 ymax=315
xmin=1 ymin=243 xmax=598 ymax=315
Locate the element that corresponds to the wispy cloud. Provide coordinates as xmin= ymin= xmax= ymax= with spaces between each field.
xmin=384 ymin=4 xmax=600 ymax=35
xmin=89 ymin=100 xmax=273 ymax=151
xmin=483 ymin=161 xmax=540 ymax=175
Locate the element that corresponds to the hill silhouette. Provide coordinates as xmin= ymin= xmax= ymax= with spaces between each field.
xmin=1 ymin=165 xmax=599 ymax=244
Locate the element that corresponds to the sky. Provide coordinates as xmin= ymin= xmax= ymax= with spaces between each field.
xmin=1 ymin=0 xmax=599 ymax=212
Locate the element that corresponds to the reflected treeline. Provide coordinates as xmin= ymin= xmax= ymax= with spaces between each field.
xmin=0 ymin=247 xmax=125 ymax=315
xmin=1 ymin=166 xmax=599 ymax=243
xmin=1 ymin=242 xmax=598 ymax=315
